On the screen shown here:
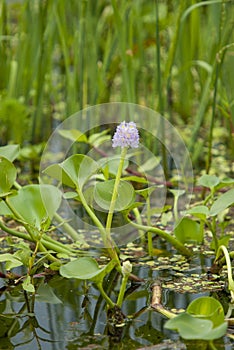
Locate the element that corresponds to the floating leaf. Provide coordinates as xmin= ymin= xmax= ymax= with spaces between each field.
xmin=60 ymin=257 xmax=116 ymax=283
xmin=197 ymin=174 xmax=220 ymax=189
xmin=164 ymin=312 xmax=227 ymax=340
xmin=210 ymin=189 xmax=234 ymax=216
xmin=94 ymin=179 xmax=135 ymax=211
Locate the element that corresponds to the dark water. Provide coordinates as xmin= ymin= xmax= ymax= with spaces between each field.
xmin=1 ymin=257 xmax=234 ymax=350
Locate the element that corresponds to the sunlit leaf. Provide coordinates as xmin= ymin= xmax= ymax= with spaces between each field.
xmin=210 ymin=189 xmax=234 ymax=216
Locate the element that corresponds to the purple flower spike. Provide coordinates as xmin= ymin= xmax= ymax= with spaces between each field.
xmin=112 ymin=121 xmax=139 ymax=148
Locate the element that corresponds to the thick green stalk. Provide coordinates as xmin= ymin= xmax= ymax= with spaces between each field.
xmin=127 ymin=219 xmax=192 ymax=257
xmin=106 ymin=147 xmax=128 ymax=232
xmin=77 ymin=187 xmax=120 ymax=264
xmin=116 ymin=273 xmax=129 ymax=308
xmin=215 ymin=245 xmax=234 ymax=302
xmin=96 ymin=282 xmax=115 ymax=308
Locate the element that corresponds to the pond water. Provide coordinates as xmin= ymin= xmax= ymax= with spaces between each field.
xmin=1 ymin=247 xmax=234 ymax=350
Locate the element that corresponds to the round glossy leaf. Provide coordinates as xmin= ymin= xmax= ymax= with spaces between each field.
xmin=187 ymin=296 xmax=225 ymax=328
xmin=0 ymin=156 xmax=17 ymax=196
xmin=8 ymin=184 xmax=62 ymax=229
xmin=94 ymin=179 xmax=135 ymax=211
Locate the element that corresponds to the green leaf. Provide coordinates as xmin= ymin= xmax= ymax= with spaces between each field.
xmin=44 ymin=155 xmax=99 ymax=191
xmin=0 ymin=253 xmax=23 ymax=269
xmin=174 ymin=217 xmax=203 ymax=244
xmin=136 ymin=185 xmax=159 ymax=199
xmin=164 ymin=312 xmax=227 ymax=340
xmin=7 ymin=184 xmax=62 ymax=229
xmin=60 ymin=257 xmax=116 ymax=283
xmin=0 ymin=144 xmax=19 ymax=161
xmin=210 ymin=189 xmax=234 ymax=216
xmin=187 ymin=297 xmax=225 ymax=328
xmin=197 ymin=174 xmax=220 ymax=189
xmin=187 ymin=205 xmax=209 ymax=220
xmin=22 ymin=276 xmax=35 ymax=293
xmin=123 ymin=176 xmax=149 ymax=184
xmin=94 ymin=179 xmax=135 ymax=211
xmin=36 ymin=284 xmax=62 ymax=304
xmin=139 ymin=156 xmax=161 ymax=172
xmin=58 ymin=129 xmax=88 ymax=142
xmin=0 ymin=156 xmax=17 ymax=196
xmin=99 ymin=156 xmax=129 ymax=176
xmin=88 ymin=129 xmax=111 ymax=147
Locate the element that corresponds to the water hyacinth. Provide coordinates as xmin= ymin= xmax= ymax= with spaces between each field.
xmin=112 ymin=121 xmax=139 ymax=148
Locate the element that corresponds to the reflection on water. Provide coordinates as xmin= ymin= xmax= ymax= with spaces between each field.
xmin=0 ymin=258 xmax=234 ymax=350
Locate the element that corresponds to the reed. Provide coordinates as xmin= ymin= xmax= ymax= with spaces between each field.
xmin=0 ymin=0 xmax=233 ymax=172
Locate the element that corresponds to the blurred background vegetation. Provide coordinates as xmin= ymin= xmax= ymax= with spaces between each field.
xmin=0 ymin=0 xmax=233 ymax=174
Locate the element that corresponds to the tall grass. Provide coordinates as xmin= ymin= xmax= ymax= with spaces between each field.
xmin=0 ymin=0 xmax=233 ymax=172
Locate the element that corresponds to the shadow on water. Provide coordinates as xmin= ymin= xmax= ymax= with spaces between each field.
xmin=0 ymin=249 xmax=234 ymax=350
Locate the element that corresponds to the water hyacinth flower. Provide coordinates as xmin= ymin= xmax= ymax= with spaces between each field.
xmin=112 ymin=121 xmax=139 ymax=148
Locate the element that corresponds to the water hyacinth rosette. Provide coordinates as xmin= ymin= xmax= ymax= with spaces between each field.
xmin=112 ymin=121 xmax=139 ymax=148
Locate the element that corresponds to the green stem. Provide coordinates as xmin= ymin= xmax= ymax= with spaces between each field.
xmin=215 ymin=245 xmax=234 ymax=301
xmin=147 ymin=232 xmax=153 ymax=257
xmin=127 ymin=219 xmax=192 ymax=257
xmin=53 ymin=212 xmax=80 ymax=241
xmin=77 ymin=187 xmax=120 ymax=264
xmin=106 ymin=147 xmax=128 ymax=232
xmin=116 ymin=273 xmax=129 ymax=308
xmin=132 ymin=208 xmax=145 ymax=244
xmin=0 ymin=218 xmax=73 ymax=260
xmin=96 ymin=282 xmax=115 ymax=308
xmin=151 ymin=303 xmax=176 ymax=319
xmin=146 ymin=196 xmax=153 ymax=256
